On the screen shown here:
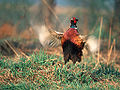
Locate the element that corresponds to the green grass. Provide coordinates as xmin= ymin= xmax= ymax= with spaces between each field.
xmin=0 ymin=50 xmax=120 ymax=90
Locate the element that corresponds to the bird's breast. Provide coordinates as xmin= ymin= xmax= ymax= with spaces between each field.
xmin=61 ymin=28 xmax=84 ymax=48
xmin=63 ymin=28 xmax=79 ymax=39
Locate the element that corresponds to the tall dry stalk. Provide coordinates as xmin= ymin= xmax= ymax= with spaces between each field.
xmin=97 ymin=17 xmax=103 ymax=64
xmin=42 ymin=0 xmax=59 ymax=21
xmin=107 ymin=22 xmax=112 ymax=65
xmin=107 ymin=39 xmax=116 ymax=65
xmin=107 ymin=16 xmax=117 ymax=65
xmin=42 ymin=0 xmax=65 ymax=32
xmin=94 ymin=17 xmax=103 ymax=69
xmin=108 ymin=26 xmax=111 ymax=50
xmin=4 ymin=40 xmax=19 ymax=57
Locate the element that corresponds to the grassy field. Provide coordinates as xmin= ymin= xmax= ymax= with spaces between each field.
xmin=0 ymin=1 xmax=120 ymax=89
xmin=0 ymin=49 xmax=120 ymax=90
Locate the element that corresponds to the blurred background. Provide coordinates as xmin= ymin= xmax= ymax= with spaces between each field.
xmin=0 ymin=0 xmax=119 ymax=63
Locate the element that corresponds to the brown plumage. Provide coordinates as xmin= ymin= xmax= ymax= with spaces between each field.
xmin=47 ymin=17 xmax=85 ymax=64
xmin=61 ymin=27 xmax=85 ymax=64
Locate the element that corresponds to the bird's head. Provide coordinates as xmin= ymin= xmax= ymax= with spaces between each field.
xmin=70 ymin=17 xmax=78 ymax=28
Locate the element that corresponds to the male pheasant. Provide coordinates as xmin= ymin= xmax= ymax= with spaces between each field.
xmin=61 ymin=17 xmax=85 ymax=64
xmin=31 ymin=17 xmax=99 ymax=64
xmin=47 ymin=17 xmax=85 ymax=64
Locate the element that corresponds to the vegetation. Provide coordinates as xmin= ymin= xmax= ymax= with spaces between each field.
xmin=0 ymin=0 xmax=120 ymax=89
xmin=0 ymin=50 xmax=120 ymax=89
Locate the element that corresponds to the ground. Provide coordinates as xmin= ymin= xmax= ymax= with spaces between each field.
xmin=0 ymin=23 xmax=120 ymax=89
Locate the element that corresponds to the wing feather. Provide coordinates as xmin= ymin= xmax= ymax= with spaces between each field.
xmin=43 ymin=29 xmax=64 ymax=47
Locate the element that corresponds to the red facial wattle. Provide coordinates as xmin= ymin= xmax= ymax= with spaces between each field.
xmin=72 ymin=17 xmax=77 ymax=23
xmin=74 ymin=20 xmax=77 ymax=24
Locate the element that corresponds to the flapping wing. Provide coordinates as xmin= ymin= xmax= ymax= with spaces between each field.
xmin=48 ymin=29 xmax=64 ymax=39
xmin=31 ymin=24 xmax=64 ymax=47
xmin=43 ymin=29 xmax=64 ymax=47
xmin=79 ymin=35 xmax=99 ymax=54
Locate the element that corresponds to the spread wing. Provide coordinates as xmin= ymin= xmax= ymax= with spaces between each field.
xmin=32 ymin=24 xmax=99 ymax=53
xmin=31 ymin=24 xmax=64 ymax=47
xmin=47 ymin=29 xmax=88 ymax=48
xmin=44 ymin=29 xmax=64 ymax=47
xmin=46 ymin=29 xmax=99 ymax=54
xmin=48 ymin=29 xmax=64 ymax=39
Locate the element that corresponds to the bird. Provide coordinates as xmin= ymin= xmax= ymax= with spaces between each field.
xmin=31 ymin=17 xmax=99 ymax=64
xmin=61 ymin=17 xmax=85 ymax=64
xmin=47 ymin=17 xmax=85 ymax=64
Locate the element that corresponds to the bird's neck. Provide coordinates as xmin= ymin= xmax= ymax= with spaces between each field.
xmin=70 ymin=25 xmax=77 ymax=29
xmin=68 ymin=27 xmax=79 ymax=34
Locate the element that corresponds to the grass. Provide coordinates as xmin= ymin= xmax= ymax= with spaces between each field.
xmin=0 ymin=49 xmax=120 ymax=90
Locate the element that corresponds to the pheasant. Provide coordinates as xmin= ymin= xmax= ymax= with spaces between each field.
xmin=61 ymin=17 xmax=85 ymax=64
xmin=47 ymin=17 xmax=85 ymax=64
xmin=32 ymin=17 xmax=99 ymax=64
